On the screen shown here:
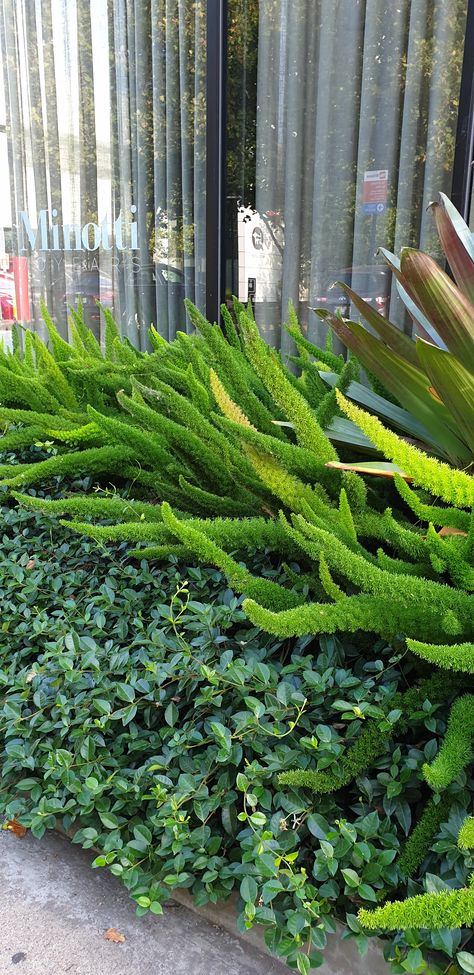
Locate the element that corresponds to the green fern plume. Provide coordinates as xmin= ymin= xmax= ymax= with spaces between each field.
xmin=336 ymin=391 xmax=474 ymax=508
xmin=398 ymin=795 xmax=453 ymax=878
xmin=359 ymin=879 xmax=474 ymax=931
xmin=422 ymin=696 xmax=474 ymax=790
xmin=458 ymin=817 xmax=474 ymax=850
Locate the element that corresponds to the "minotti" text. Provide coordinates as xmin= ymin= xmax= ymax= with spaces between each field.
xmin=19 ymin=207 xmax=139 ymax=252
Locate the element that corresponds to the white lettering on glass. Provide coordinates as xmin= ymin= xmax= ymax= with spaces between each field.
xmin=19 ymin=207 xmax=139 ymax=253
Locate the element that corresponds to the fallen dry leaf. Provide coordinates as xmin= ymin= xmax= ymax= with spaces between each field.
xmin=421 ymin=525 xmax=468 ymax=541
xmin=5 ymin=820 xmax=27 ymax=838
xmin=104 ymin=928 xmax=125 ymax=944
xmin=438 ymin=526 xmax=468 ymax=538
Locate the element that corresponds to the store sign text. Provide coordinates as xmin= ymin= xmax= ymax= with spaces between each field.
xmin=19 ymin=207 xmax=139 ymax=252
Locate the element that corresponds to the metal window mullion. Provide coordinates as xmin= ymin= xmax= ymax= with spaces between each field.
xmin=451 ymin=0 xmax=474 ymax=221
xmin=205 ymin=0 xmax=227 ymax=323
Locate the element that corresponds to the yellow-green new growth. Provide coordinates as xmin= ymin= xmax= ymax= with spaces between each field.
xmin=209 ymin=368 xmax=254 ymax=428
xmin=240 ymin=313 xmax=338 ymax=462
xmin=458 ymin=817 xmax=474 ymax=850
xmin=407 ymin=638 xmax=474 ymax=672
xmin=336 ymin=390 xmax=474 ymax=508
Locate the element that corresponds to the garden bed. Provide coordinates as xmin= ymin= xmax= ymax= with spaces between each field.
xmin=0 ymin=488 xmax=472 ymax=974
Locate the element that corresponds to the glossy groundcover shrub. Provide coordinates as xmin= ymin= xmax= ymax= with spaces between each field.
xmin=0 ymin=473 xmax=473 ymax=975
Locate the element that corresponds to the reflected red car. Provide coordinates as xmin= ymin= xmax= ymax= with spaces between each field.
xmin=314 ymin=265 xmax=391 ymax=317
xmin=0 ymin=267 xmax=15 ymax=321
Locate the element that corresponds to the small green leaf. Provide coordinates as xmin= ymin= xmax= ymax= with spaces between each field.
xmin=136 ymin=895 xmax=151 ymax=908
xmin=134 ymin=824 xmax=152 ymax=846
xmin=296 ymin=954 xmax=310 ymax=975
xmin=341 ymin=868 xmax=360 ymax=888
xmin=164 ymin=702 xmax=178 ymax=727
xmin=358 ymin=883 xmax=377 ymax=902
xmin=240 ymin=876 xmax=258 ymax=903
xmin=261 ymin=879 xmax=284 ymax=904
xmin=249 ymin=811 xmax=267 ymax=827
xmin=99 ymin=811 xmax=120 ymax=830
xmin=403 ymin=947 xmax=424 ymax=972
xmin=150 ymin=901 xmax=163 ymax=915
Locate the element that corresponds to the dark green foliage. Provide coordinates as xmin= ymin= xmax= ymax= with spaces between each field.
xmin=237 ymin=310 xmax=337 ymax=460
xmin=160 ymin=502 xmax=303 ymax=610
xmin=1 ymin=489 xmax=473 ymax=972
xmin=315 ymin=355 xmax=359 ymax=428
xmin=398 ymin=795 xmax=453 ymax=877
xmin=219 ymin=302 xmax=241 ymax=350
xmin=85 ymin=405 xmax=175 ymax=471
xmin=0 ymin=300 xmax=376 ymax=521
xmin=278 ymin=675 xmax=458 ymax=795
xmin=0 ymin=365 xmax=61 ymax=411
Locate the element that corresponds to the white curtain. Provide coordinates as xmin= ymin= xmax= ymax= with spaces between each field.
xmin=254 ymin=0 xmax=468 ymax=350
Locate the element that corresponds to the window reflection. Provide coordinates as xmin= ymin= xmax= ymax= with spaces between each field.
xmin=0 ymin=0 xmax=206 ymax=345
xmin=227 ymin=0 xmax=468 ymax=350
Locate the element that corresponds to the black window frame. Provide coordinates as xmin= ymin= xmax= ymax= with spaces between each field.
xmin=451 ymin=0 xmax=474 ymax=221
xmin=205 ymin=0 xmax=228 ymax=323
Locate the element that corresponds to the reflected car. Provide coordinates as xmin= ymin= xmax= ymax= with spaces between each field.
xmin=314 ymin=265 xmax=391 ymax=317
xmin=63 ymin=264 xmax=186 ymax=323
xmin=0 ymin=267 xmax=15 ymax=321
xmin=63 ymin=270 xmax=114 ymax=324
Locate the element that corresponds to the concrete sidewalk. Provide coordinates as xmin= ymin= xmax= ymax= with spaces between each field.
xmin=0 ymin=829 xmax=286 ymax=975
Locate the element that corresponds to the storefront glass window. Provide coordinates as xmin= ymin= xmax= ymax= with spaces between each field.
xmin=227 ymin=0 xmax=469 ymax=350
xmin=0 ymin=0 xmax=206 ymax=345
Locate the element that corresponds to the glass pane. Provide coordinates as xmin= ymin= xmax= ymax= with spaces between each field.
xmin=226 ymin=0 xmax=468 ymax=350
xmin=0 ymin=133 xmax=11 ymax=228
xmin=0 ymin=0 xmax=206 ymax=345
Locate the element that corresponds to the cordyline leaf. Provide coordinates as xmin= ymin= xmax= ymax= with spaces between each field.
xmin=415 ymin=340 xmax=474 ymax=456
xmin=379 ymin=248 xmax=446 ymax=346
xmin=430 ymin=196 xmax=474 ymax=305
xmin=326 ymin=460 xmax=410 ymax=479
xmin=325 ymin=416 xmax=376 ymax=451
xmin=436 ymin=192 xmax=474 ymax=258
xmin=273 ymin=413 xmax=377 ymax=451
xmin=399 ymin=248 xmax=474 ymax=373
xmin=321 ymin=315 xmax=469 ymax=464
xmin=320 ymin=372 xmax=434 ymax=443
xmin=328 ymin=283 xmax=419 ymax=367
xmin=428 ymin=385 xmax=443 ymax=404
